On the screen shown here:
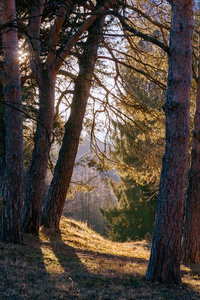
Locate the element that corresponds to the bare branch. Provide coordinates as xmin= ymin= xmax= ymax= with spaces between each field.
xmin=118 ymin=1 xmax=170 ymax=30
xmin=97 ymin=55 xmax=167 ymax=90
xmin=57 ymin=69 xmax=77 ymax=81
xmin=54 ymin=0 xmax=117 ymax=71
xmin=114 ymin=11 xmax=170 ymax=54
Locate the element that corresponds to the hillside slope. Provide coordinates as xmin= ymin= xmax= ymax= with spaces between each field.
xmin=0 ymin=217 xmax=200 ymax=299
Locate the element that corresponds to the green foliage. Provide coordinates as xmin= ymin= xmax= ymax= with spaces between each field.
xmin=101 ymin=109 xmax=162 ymax=241
xmin=100 ymin=31 xmax=166 ymax=241
xmin=101 ymin=179 xmax=157 ymax=241
xmin=99 ymin=83 xmax=163 ymax=241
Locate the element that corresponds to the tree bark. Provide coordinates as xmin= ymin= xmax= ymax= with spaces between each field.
xmin=0 ymin=84 xmax=5 ymax=195
xmin=182 ymin=32 xmax=200 ymax=263
xmin=23 ymin=0 xmax=64 ymax=235
xmin=23 ymin=69 xmax=56 ymax=235
xmin=23 ymin=0 xmax=115 ymax=235
xmin=1 ymin=0 xmax=24 ymax=244
xmin=146 ymin=0 xmax=194 ymax=283
xmin=41 ymin=14 xmax=105 ymax=229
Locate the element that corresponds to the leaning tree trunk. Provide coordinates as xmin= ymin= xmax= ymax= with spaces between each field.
xmin=1 ymin=0 xmax=24 ymax=244
xmin=41 ymin=14 xmax=105 ymax=229
xmin=23 ymin=69 xmax=56 ymax=235
xmin=146 ymin=0 xmax=194 ymax=283
xmin=182 ymin=32 xmax=200 ymax=263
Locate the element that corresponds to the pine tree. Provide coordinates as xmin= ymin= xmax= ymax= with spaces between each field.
xmin=101 ymin=118 xmax=161 ymax=241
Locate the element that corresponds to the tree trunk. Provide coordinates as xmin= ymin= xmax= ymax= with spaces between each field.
xmin=0 ymin=84 xmax=5 ymax=195
xmin=1 ymin=0 xmax=24 ymax=244
xmin=146 ymin=0 xmax=194 ymax=283
xmin=23 ymin=69 xmax=56 ymax=235
xmin=41 ymin=14 xmax=105 ymax=229
xmin=0 ymin=86 xmax=5 ymax=230
xmin=182 ymin=32 xmax=200 ymax=263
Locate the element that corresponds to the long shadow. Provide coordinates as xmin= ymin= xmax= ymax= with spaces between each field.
xmin=181 ymin=261 xmax=200 ymax=286
xmin=46 ymin=229 xmax=200 ymax=300
xmin=1 ymin=228 xmax=200 ymax=300
xmin=0 ymin=234 xmax=50 ymax=299
xmin=24 ymin=232 xmax=91 ymax=299
xmin=47 ymin=229 xmax=100 ymax=299
xmin=47 ymin=229 xmax=139 ymax=299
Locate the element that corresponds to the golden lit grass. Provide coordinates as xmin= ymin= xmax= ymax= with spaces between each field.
xmin=0 ymin=216 xmax=200 ymax=299
xmin=41 ymin=217 xmax=150 ymax=258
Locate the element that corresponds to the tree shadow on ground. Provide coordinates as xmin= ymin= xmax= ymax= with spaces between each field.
xmin=181 ymin=261 xmax=200 ymax=293
xmin=1 ymin=229 xmax=200 ymax=299
xmin=0 ymin=234 xmax=50 ymax=299
xmin=46 ymin=229 xmax=200 ymax=300
xmin=46 ymin=229 xmax=149 ymax=299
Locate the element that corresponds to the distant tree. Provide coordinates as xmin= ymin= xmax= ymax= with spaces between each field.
xmin=0 ymin=0 xmax=24 ymax=243
xmin=59 ymin=135 xmax=118 ymax=234
xmin=97 ymin=21 xmax=166 ymax=240
xmin=101 ymin=180 xmax=157 ymax=242
xmin=100 ymin=119 xmax=159 ymax=241
xmin=146 ymin=0 xmax=194 ymax=283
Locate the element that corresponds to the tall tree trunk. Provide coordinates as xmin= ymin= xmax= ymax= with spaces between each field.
xmin=22 ymin=0 xmax=59 ymax=236
xmin=0 ymin=86 xmax=5 ymax=230
xmin=41 ymin=14 xmax=105 ymax=229
xmin=23 ymin=69 xmax=56 ymax=235
xmin=182 ymin=32 xmax=200 ymax=263
xmin=23 ymin=0 xmax=116 ymax=235
xmin=1 ymin=0 xmax=24 ymax=244
xmin=146 ymin=0 xmax=194 ymax=283
xmin=0 ymin=84 xmax=5 ymax=195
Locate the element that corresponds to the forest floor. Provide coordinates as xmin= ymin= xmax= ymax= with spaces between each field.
xmin=0 ymin=217 xmax=200 ymax=299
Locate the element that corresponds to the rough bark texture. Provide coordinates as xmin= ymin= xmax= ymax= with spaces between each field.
xmin=23 ymin=69 xmax=56 ymax=235
xmin=1 ymin=0 xmax=24 ymax=244
xmin=23 ymin=0 xmax=55 ymax=235
xmin=23 ymin=0 xmax=115 ymax=235
xmin=0 ymin=85 xmax=5 ymax=195
xmin=41 ymin=14 xmax=105 ymax=229
xmin=182 ymin=33 xmax=200 ymax=263
xmin=0 ymin=87 xmax=5 ymax=230
xmin=146 ymin=0 xmax=194 ymax=283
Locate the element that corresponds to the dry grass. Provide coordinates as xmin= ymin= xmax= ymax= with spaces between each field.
xmin=0 ymin=216 xmax=200 ymax=299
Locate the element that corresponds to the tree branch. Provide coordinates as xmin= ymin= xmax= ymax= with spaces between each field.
xmin=118 ymin=1 xmax=170 ymax=30
xmin=46 ymin=1 xmax=71 ymax=68
xmin=97 ymin=55 xmax=167 ymax=90
xmin=57 ymin=69 xmax=77 ymax=81
xmin=53 ymin=0 xmax=117 ymax=71
xmin=114 ymin=11 xmax=170 ymax=54
xmin=28 ymin=0 xmax=45 ymax=80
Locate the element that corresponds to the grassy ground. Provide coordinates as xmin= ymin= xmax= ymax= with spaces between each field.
xmin=0 ymin=217 xmax=200 ymax=299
